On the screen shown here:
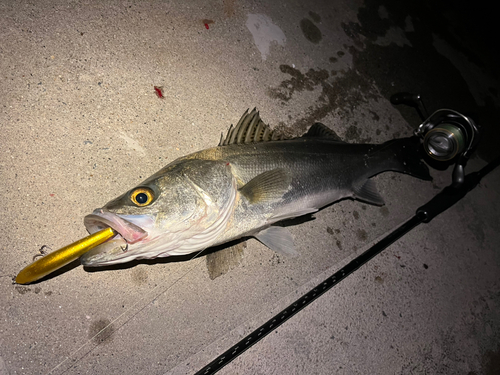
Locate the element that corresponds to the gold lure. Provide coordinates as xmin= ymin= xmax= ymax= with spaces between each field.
xmin=15 ymin=227 xmax=116 ymax=284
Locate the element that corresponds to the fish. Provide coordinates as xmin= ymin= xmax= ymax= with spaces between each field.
xmin=81 ymin=109 xmax=431 ymax=266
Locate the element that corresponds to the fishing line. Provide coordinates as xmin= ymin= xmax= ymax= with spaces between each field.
xmin=45 ymin=247 xmax=209 ymax=375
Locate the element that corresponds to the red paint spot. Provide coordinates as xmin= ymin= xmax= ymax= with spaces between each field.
xmin=49 ymin=194 xmax=55 ymax=197
xmin=226 ymin=162 xmax=230 ymax=166
xmin=154 ymin=86 xmax=164 ymax=99
xmin=202 ymin=19 xmax=214 ymax=29
xmin=394 ymin=255 xmax=401 ymax=259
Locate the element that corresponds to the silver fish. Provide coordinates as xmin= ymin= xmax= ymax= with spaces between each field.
xmin=81 ymin=109 xmax=431 ymax=266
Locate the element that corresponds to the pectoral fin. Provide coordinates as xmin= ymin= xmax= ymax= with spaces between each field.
xmin=254 ymin=226 xmax=298 ymax=257
xmin=239 ymin=169 xmax=291 ymax=204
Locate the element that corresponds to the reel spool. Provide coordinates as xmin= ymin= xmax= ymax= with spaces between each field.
xmin=415 ymin=109 xmax=480 ymax=186
xmin=390 ymin=93 xmax=481 ymax=187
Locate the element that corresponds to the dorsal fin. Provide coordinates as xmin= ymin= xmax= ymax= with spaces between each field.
xmin=304 ymin=122 xmax=344 ymax=141
xmin=219 ymin=108 xmax=283 ymax=146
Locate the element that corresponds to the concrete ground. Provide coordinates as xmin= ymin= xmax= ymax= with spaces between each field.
xmin=1 ymin=0 xmax=499 ymax=374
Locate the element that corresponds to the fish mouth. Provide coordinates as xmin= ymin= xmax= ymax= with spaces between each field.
xmin=81 ymin=209 xmax=150 ymax=267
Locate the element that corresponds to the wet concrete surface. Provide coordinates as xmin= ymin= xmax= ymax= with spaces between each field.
xmin=1 ymin=0 xmax=499 ymax=374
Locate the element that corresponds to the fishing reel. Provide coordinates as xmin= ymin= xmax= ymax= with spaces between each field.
xmin=391 ymin=92 xmax=481 ymax=187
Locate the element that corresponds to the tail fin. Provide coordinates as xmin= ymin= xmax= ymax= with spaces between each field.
xmin=368 ymin=137 xmax=432 ymax=181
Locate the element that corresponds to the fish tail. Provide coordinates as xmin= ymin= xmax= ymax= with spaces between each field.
xmin=369 ymin=136 xmax=432 ymax=181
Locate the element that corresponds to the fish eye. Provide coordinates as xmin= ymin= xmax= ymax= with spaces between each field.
xmin=130 ymin=187 xmax=154 ymax=207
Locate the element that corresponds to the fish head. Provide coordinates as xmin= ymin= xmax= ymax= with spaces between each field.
xmin=81 ymin=160 xmax=236 ymax=267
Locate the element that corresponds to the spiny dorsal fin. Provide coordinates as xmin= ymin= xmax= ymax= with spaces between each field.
xmin=219 ymin=108 xmax=283 ymax=146
xmin=304 ymin=122 xmax=344 ymax=142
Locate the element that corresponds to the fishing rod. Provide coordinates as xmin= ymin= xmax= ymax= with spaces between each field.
xmin=195 ymin=94 xmax=495 ymax=375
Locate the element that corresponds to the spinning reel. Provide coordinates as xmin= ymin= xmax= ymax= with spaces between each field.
xmin=391 ymin=92 xmax=481 ymax=187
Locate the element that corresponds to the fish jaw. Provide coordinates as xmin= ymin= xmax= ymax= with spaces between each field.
xmin=84 ymin=210 xmax=149 ymax=244
xmin=81 ymin=210 xmax=153 ymax=266
xmin=80 ymin=238 xmax=130 ymax=266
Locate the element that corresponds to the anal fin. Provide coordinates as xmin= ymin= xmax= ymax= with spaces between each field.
xmin=254 ymin=226 xmax=298 ymax=257
xmin=353 ymin=179 xmax=385 ymax=206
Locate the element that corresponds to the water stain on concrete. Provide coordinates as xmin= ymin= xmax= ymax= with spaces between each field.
xmin=89 ymin=318 xmax=115 ymax=345
xmin=267 ymin=65 xmax=329 ymax=103
xmin=223 ymin=0 xmax=235 ymax=18
xmin=15 ymin=284 xmax=45 ymax=295
xmin=368 ymin=110 xmax=380 ymax=121
xmin=345 ymin=124 xmax=372 ymax=143
xmin=344 ymin=125 xmax=361 ymax=141
xmin=308 ymin=11 xmax=321 ymax=23
xmin=269 ymin=253 xmax=283 ymax=266
xmin=268 ymin=63 xmax=381 ymax=136
xmin=246 ymin=14 xmax=286 ymax=61
xmin=353 ymin=211 xmax=360 ymax=220
xmin=206 ymin=242 xmax=246 ymax=280
xmin=341 ymin=22 xmax=364 ymax=49
xmin=380 ymin=206 xmax=390 ymax=217
xmin=131 ymin=267 xmax=148 ymax=285
xmin=467 ymin=217 xmax=485 ymax=246
xmin=300 ymin=18 xmax=322 ymax=44
xmin=336 ymin=239 xmax=342 ymax=250
xmin=15 ymin=286 xmax=31 ymax=295
xmin=201 ymin=19 xmax=214 ymax=26
xmin=356 ymin=228 xmax=368 ymax=241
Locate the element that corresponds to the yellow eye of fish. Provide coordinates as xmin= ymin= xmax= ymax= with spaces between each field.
xmin=130 ymin=188 xmax=154 ymax=206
